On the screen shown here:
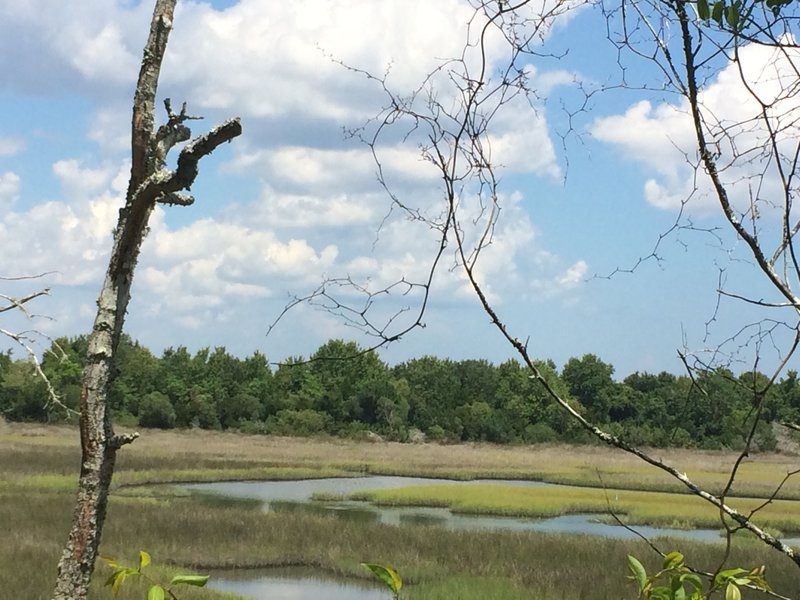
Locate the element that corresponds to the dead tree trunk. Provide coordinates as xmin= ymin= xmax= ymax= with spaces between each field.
xmin=52 ymin=2 xmax=241 ymax=598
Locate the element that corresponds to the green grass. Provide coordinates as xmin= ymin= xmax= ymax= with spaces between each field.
xmin=351 ymin=483 xmax=800 ymax=532
xmin=4 ymin=423 xmax=800 ymax=600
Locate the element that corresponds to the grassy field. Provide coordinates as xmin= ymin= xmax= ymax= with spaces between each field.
xmin=3 ymin=422 xmax=800 ymax=599
xmin=347 ymin=482 xmax=800 ymax=533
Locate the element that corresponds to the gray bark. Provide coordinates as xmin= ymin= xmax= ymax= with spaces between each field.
xmin=52 ymin=2 xmax=241 ymax=598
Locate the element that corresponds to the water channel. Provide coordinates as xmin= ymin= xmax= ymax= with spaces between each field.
xmin=206 ymin=566 xmax=387 ymax=600
xmin=187 ymin=476 xmax=727 ymax=542
xmin=184 ymin=476 xmax=765 ymax=599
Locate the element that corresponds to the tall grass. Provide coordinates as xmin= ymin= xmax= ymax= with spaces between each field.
xmin=3 ymin=423 xmax=800 ymax=599
xmin=351 ymin=483 xmax=800 ymax=532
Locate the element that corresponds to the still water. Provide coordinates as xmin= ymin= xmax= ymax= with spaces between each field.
xmin=206 ymin=567 xmax=386 ymax=600
xmin=186 ymin=476 xmax=791 ymax=600
xmin=186 ymin=476 xmax=723 ymax=542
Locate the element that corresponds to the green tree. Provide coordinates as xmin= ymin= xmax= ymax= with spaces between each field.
xmin=394 ymin=356 xmax=462 ymax=438
xmin=267 ymin=408 xmax=332 ymax=436
xmin=220 ymin=391 xmax=262 ymax=429
xmin=271 ymin=357 xmax=324 ymax=414
xmin=0 ymin=360 xmax=50 ymax=421
xmin=562 ymin=354 xmax=615 ymax=423
xmin=309 ymin=339 xmax=390 ymax=425
xmin=181 ymin=387 xmax=219 ymax=430
xmin=137 ymin=392 xmax=176 ymax=429
xmin=109 ymin=335 xmax=161 ymax=417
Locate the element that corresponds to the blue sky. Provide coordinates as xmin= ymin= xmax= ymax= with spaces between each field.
xmin=1 ymin=0 xmax=794 ymax=378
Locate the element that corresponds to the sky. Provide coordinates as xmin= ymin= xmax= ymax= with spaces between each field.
xmin=0 ymin=0 xmax=796 ymax=378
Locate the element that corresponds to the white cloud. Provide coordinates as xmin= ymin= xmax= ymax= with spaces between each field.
xmin=0 ymin=160 xmax=123 ymax=286
xmin=0 ymin=172 xmax=21 ymax=212
xmin=0 ymin=137 xmax=25 ymax=156
xmin=0 ymin=198 xmax=116 ymax=286
xmin=242 ymin=188 xmax=378 ymax=229
xmin=536 ymin=69 xmax=578 ymax=95
xmin=52 ymin=159 xmax=120 ymax=200
xmin=592 ymin=39 xmax=800 ymax=215
xmin=0 ymin=1 xmax=150 ymax=94
xmin=87 ymin=106 xmax=131 ymax=153
xmin=133 ymin=213 xmax=341 ymax=321
xmin=557 ymin=260 xmax=588 ymax=286
xmin=487 ymin=95 xmax=562 ymax=178
xmin=163 ymin=0 xmax=479 ymax=121
xmin=69 ymin=22 xmax=139 ymax=84
xmin=0 ymin=0 xmax=589 ymax=360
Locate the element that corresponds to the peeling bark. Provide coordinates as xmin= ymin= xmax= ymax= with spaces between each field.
xmin=51 ymin=2 xmax=241 ymax=598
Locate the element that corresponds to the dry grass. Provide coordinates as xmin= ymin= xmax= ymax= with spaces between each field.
xmin=4 ymin=424 xmax=800 ymax=600
xmin=6 ymin=424 xmax=793 ymax=496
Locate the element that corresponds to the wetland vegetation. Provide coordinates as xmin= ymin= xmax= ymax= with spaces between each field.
xmin=3 ymin=423 xmax=800 ymax=599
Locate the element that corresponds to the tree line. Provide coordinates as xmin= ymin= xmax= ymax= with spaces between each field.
xmin=1 ymin=335 xmax=797 ymax=450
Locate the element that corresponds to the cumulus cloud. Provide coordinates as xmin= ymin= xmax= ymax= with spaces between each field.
xmin=0 ymin=172 xmax=21 ymax=212
xmin=87 ymin=106 xmax=131 ymax=153
xmin=0 ymin=158 xmax=121 ymax=285
xmin=163 ymin=0 xmax=479 ymax=121
xmin=0 ymin=1 xmax=150 ymax=94
xmin=240 ymin=187 xmax=378 ymax=229
xmin=487 ymin=95 xmax=562 ymax=178
xmin=557 ymin=260 xmax=588 ymax=286
xmin=591 ymin=38 xmax=800 ymax=215
xmin=0 ymin=0 xmax=589 ymax=357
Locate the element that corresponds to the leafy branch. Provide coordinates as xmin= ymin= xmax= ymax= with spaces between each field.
xmin=102 ymin=551 xmax=208 ymax=600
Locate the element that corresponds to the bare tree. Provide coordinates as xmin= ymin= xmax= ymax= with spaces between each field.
xmin=603 ymin=0 xmax=800 ymax=566
xmin=0 ymin=273 xmax=70 ymax=416
xmin=51 ymin=2 xmax=241 ymax=598
xmin=311 ymin=0 xmax=800 ymax=594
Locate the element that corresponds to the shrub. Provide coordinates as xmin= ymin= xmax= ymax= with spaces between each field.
xmin=266 ymin=409 xmax=332 ymax=436
xmin=138 ymin=392 xmax=176 ymax=429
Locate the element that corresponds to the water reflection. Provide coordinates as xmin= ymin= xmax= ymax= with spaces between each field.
xmin=186 ymin=476 xmax=800 ymax=599
xmin=271 ymin=500 xmax=381 ymax=524
xmin=189 ymin=476 xmax=530 ymax=504
xmin=185 ymin=477 xmax=796 ymax=544
xmin=206 ymin=567 xmax=385 ymax=600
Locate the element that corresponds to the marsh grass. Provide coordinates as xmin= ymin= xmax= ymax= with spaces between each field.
xmin=93 ymin=495 xmax=799 ymax=598
xmin=351 ymin=483 xmax=800 ymax=532
xmin=4 ymin=424 xmax=800 ymax=599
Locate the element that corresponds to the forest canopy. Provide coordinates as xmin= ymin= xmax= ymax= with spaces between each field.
xmin=3 ymin=334 xmax=795 ymax=451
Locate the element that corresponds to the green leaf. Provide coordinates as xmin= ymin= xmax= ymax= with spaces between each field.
xmin=649 ymin=586 xmax=671 ymax=600
xmin=361 ymin=563 xmax=402 ymax=593
xmin=697 ymin=0 xmax=710 ymax=21
xmin=725 ymin=582 xmax=742 ymax=600
xmin=106 ymin=567 xmax=139 ymax=596
xmin=715 ymin=567 xmax=747 ymax=585
xmin=627 ymin=555 xmax=648 ymax=591
xmin=147 ymin=585 xmax=166 ymax=600
xmin=101 ymin=556 xmax=121 ymax=569
xmin=111 ymin=571 xmax=128 ymax=597
xmin=711 ymin=1 xmax=725 ymax=24
xmin=725 ymin=3 xmax=740 ymax=29
xmin=680 ymin=573 xmax=703 ymax=591
xmin=170 ymin=574 xmax=210 ymax=587
xmin=104 ymin=569 xmax=123 ymax=588
xmin=138 ymin=550 xmax=151 ymax=571
xmin=663 ymin=551 xmax=684 ymax=570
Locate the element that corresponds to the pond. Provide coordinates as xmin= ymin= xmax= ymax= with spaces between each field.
xmin=185 ymin=476 xmax=727 ymax=542
xmin=186 ymin=476 xmax=799 ymax=600
xmin=206 ymin=566 xmax=386 ymax=600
